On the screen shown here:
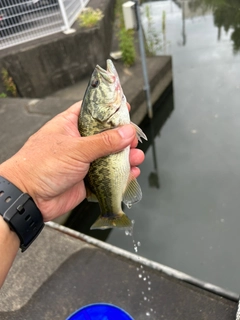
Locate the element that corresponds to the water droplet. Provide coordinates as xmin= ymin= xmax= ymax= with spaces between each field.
xmin=138 ymin=274 xmax=142 ymax=278
xmin=136 ymin=268 xmax=139 ymax=271
xmin=125 ymin=227 xmax=133 ymax=236
xmin=137 ymin=241 xmax=141 ymax=246
xmin=148 ymin=281 xmax=151 ymax=285
xmin=134 ymin=245 xmax=138 ymax=253
xmin=140 ymin=265 xmax=143 ymax=269
xmin=148 ymin=287 xmax=151 ymax=291
xmin=144 ymin=297 xmax=147 ymax=301
xmin=142 ymin=291 xmax=144 ymax=295
xmin=146 ymin=312 xmax=150 ymax=316
xmin=143 ymin=277 xmax=147 ymax=281
xmin=150 ymin=308 xmax=153 ymax=312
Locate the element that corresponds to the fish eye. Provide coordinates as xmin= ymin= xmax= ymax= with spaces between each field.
xmin=91 ymin=79 xmax=99 ymax=88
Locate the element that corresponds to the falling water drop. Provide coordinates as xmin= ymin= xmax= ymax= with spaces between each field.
xmin=133 ymin=243 xmax=138 ymax=253
xmin=123 ymin=220 xmax=155 ymax=317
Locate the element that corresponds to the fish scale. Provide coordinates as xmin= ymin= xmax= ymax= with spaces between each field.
xmin=78 ymin=59 xmax=147 ymax=230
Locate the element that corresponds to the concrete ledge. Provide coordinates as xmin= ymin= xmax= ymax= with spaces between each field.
xmin=0 ymin=225 xmax=237 ymax=319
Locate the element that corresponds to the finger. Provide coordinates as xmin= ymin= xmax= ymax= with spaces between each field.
xmin=130 ymin=136 xmax=139 ymax=149
xmin=129 ymin=149 xmax=145 ymax=167
xmin=77 ymin=124 xmax=136 ymax=163
xmin=65 ymin=100 xmax=82 ymax=117
xmin=131 ymin=166 xmax=140 ymax=178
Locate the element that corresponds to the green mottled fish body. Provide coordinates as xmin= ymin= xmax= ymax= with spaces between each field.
xmin=78 ymin=59 xmax=147 ymax=230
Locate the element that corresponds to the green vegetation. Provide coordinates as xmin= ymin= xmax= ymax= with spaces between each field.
xmin=144 ymin=4 xmax=162 ymax=56
xmin=115 ymin=0 xmax=136 ymax=66
xmin=0 ymin=92 xmax=7 ymax=98
xmin=1 ymin=68 xmax=17 ymax=97
xmin=78 ymin=7 xmax=104 ymax=28
xmin=162 ymin=10 xmax=166 ymax=34
xmin=119 ymin=28 xmax=136 ymax=66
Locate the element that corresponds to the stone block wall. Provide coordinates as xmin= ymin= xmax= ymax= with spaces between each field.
xmin=0 ymin=0 xmax=116 ymax=98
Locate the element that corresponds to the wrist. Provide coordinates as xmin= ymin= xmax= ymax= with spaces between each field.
xmin=0 ymin=216 xmax=20 ymax=288
xmin=0 ymin=157 xmax=32 ymax=196
xmin=0 ymin=215 xmax=20 ymax=247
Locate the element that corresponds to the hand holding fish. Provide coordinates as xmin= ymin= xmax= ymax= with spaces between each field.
xmin=0 ymin=100 xmax=144 ymax=222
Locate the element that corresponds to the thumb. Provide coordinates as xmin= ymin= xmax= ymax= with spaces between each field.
xmin=78 ymin=124 xmax=136 ymax=163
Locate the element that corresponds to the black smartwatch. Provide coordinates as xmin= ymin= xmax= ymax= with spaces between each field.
xmin=0 ymin=176 xmax=44 ymax=252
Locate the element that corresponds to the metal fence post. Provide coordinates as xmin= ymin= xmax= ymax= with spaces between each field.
xmin=58 ymin=0 xmax=70 ymax=31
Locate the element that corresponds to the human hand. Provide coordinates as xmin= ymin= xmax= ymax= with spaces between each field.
xmin=0 ymin=101 xmax=144 ymax=222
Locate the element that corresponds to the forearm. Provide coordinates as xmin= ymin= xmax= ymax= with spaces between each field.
xmin=0 ymin=160 xmax=35 ymax=288
xmin=0 ymin=216 xmax=20 ymax=288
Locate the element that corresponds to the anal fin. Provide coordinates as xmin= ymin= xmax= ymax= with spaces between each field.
xmin=90 ymin=213 xmax=132 ymax=230
xmin=123 ymin=173 xmax=142 ymax=208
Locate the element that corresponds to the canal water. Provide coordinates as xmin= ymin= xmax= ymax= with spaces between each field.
xmin=107 ymin=0 xmax=240 ymax=294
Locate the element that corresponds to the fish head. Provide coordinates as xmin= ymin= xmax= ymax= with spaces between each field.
xmin=82 ymin=59 xmax=127 ymax=125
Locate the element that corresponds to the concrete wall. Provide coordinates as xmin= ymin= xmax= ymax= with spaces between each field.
xmin=0 ymin=0 xmax=116 ymax=98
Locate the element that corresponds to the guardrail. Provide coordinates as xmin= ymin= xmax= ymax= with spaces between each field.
xmin=0 ymin=0 xmax=89 ymax=50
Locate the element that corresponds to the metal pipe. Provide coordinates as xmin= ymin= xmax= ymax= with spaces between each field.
xmin=58 ymin=0 xmax=70 ymax=31
xmin=133 ymin=0 xmax=153 ymax=119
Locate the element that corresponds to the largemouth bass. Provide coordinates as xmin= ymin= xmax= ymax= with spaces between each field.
xmin=78 ymin=59 xmax=147 ymax=230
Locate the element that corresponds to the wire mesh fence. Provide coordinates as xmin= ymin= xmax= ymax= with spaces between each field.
xmin=0 ymin=0 xmax=89 ymax=50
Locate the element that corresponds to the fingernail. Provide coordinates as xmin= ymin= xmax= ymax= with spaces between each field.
xmin=118 ymin=125 xmax=135 ymax=139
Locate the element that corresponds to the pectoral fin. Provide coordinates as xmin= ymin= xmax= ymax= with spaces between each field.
xmin=131 ymin=122 xmax=148 ymax=142
xmin=123 ymin=173 xmax=142 ymax=208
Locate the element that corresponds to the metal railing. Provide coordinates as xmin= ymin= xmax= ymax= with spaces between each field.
xmin=0 ymin=0 xmax=89 ymax=50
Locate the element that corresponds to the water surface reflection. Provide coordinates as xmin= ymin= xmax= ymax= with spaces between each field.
xmin=107 ymin=0 xmax=240 ymax=294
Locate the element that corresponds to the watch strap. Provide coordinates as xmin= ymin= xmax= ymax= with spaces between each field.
xmin=0 ymin=176 xmax=44 ymax=252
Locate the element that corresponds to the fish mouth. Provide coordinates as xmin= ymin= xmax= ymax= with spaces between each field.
xmin=95 ymin=64 xmax=115 ymax=83
xmin=95 ymin=60 xmax=122 ymax=115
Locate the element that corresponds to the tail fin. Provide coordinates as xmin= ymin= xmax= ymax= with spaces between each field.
xmin=90 ymin=213 xmax=132 ymax=230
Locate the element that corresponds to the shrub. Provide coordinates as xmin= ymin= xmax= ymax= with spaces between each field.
xmin=78 ymin=7 xmax=104 ymax=28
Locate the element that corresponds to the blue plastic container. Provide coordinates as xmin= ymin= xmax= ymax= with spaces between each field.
xmin=66 ymin=303 xmax=134 ymax=320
